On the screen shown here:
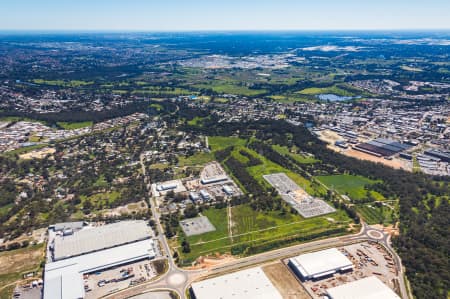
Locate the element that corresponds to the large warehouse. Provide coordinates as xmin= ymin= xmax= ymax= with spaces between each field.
xmin=190 ymin=267 xmax=282 ymax=299
xmin=288 ymin=248 xmax=353 ymax=281
xmin=326 ymin=276 xmax=401 ymax=299
xmin=44 ymin=221 xmax=156 ymax=299
xmin=50 ymin=220 xmax=153 ymax=261
xmin=354 ymin=138 xmax=412 ymax=157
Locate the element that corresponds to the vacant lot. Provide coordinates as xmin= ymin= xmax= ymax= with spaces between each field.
xmin=316 ymin=174 xmax=384 ymax=201
xmin=263 ymin=262 xmax=311 ymax=299
xmin=0 ymin=245 xmax=44 ymax=296
xmin=231 ymin=204 xmax=350 ymax=244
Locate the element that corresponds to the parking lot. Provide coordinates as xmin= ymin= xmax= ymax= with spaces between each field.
xmin=84 ymin=259 xmax=160 ymax=299
xmin=180 ymin=215 xmax=216 ymax=236
xmin=13 ymin=284 xmax=42 ymax=299
xmin=297 ymin=242 xmax=400 ymax=298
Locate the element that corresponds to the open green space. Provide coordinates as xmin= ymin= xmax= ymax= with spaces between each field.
xmin=208 ymin=136 xmax=247 ymax=151
xmin=316 ymin=174 xmax=385 ymax=201
xmin=57 ymin=121 xmax=93 ymax=130
xmin=132 ymin=86 xmax=195 ymax=96
xmin=272 ymin=144 xmax=318 ymax=164
xmin=177 ymin=152 xmax=215 ymax=167
xmin=355 ymin=203 xmax=396 ymax=225
xmin=32 ymin=79 xmax=93 ymax=87
xmin=296 ymin=84 xmax=357 ymax=96
xmin=194 ymin=83 xmax=266 ymax=96
xmin=177 ymin=204 xmax=353 ymax=265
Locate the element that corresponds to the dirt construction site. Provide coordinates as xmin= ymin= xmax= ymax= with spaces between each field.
xmin=292 ymin=241 xmax=401 ymax=299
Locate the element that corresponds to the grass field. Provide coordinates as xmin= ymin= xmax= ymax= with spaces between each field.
xmin=177 ymin=204 xmax=353 ymax=264
xmin=57 ymin=121 xmax=93 ymax=130
xmin=194 ymin=83 xmax=266 ymax=96
xmin=0 ymin=244 xmax=44 ymax=298
xmin=132 ymin=86 xmax=195 ymax=96
xmin=177 ymin=152 xmax=215 ymax=167
xmin=296 ymin=84 xmax=356 ymax=96
xmin=187 ymin=116 xmax=207 ymax=126
xmin=272 ymin=144 xmax=318 ymax=164
xmin=356 ymin=203 xmax=396 ymax=225
xmin=178 ymin=207 xmax=230 ymax=263
xmin=208 ymin=136 xmax=247 ymax=151
xmin=316 ymin=174 xmax=385 ymax=201
xmin=32 ymin=79 xmax=93 ymax=87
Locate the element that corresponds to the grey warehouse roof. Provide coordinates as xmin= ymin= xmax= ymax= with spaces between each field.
xmin=53 ymin=220 xmax=153 ymax=260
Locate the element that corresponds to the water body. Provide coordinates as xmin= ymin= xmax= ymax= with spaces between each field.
xmin=317 ymin=94 xmax=361 ymax=102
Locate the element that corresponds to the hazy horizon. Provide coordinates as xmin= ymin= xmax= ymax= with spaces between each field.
xmin=1 ymin=0 xmax=450 ymax=31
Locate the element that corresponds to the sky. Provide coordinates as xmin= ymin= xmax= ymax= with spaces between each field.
xmin=1 ymin=0 xmax=450 ymax=31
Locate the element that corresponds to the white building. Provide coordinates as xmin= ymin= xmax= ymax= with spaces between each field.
xmin=190 ymin=267 xmax=282 ymax=299
xmin=326 ymin=276 xmax=401 ymax=299
xmin=44 ymin=239 xmax=156 ymax=299
xmin=43 ymin=221 xmax=156 ymax=299
xmin=288 ymin=248 xmax=353 ymax=281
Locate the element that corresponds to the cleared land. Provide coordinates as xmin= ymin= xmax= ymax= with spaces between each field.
xmin=263 ymin=262 xmax=311 ymax=299
xmin=0 ymin=245 xmax=44 ymax=297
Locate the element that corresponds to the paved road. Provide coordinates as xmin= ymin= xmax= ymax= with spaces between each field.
xmin=114 ymin=158 xmax=410 ymax=299
xmin=107 ymin=220 xmax=409 ymax=299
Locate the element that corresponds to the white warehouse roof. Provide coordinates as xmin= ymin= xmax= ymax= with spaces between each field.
xmin=44 ymin=239 xmax=156 ymax=299
xmin=191 ymin=267 xmax=282 ymax=299
xmin=53 ymin=220 xmax=153 ymax=260
xmin=326 ymin=276 xmax=401 ymax=299
xmin=289 ymin=248 xmax=353 ymax=279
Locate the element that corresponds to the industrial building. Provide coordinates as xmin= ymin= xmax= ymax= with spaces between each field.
xmin=424 ymin=149 xmax=450 ymax=162
xmin=200 ymin=175 xmax=228 ymax=185
xmin=190 ymin=267 xmax=282 ymax=299
xmin=50 ymin=220 xmax=153 ymax=261
xmin=354 ymin=138 xmax=412 ymax=157
xmin=288 ymin=248 xmax=353 ymax=281
xmin=43 ymin=221 xmax=156 ymax=299
xmin=156 ymin=182 xmax=178 ymax=191
xmin=199 ymin=189 xmax=211 ymax=200
xmin=326 ymin=276 xmax=401 ymax=299
xmin=222 ymin=185 xmax=234 ymax=195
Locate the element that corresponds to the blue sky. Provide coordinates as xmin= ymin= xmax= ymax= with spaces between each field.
xmin=1 ymin=0 xmax=449 ymax=31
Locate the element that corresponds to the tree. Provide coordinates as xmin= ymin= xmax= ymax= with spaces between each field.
xmin=183 ymin=205 xmax=198 ymax=219
xmin=181 ymin=240 xmax=191 ymax=253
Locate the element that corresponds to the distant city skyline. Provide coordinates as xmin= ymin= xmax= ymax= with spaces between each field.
xmin=1 ymin=0 xmax=450 ymax=31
